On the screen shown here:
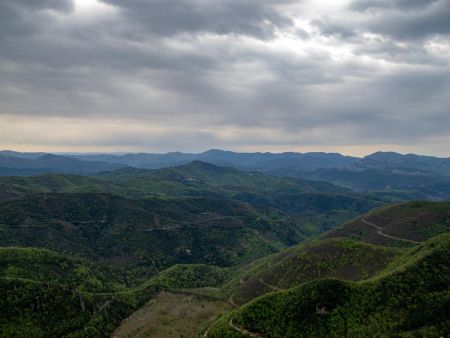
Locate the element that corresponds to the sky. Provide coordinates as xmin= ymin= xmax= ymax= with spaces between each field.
xmin=0 ymin=0 xmax=449 ymax=156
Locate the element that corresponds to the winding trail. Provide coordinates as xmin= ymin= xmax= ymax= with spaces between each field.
xmin=203 ymin=294 xmax=238 ymax=338
xmin=259 ymin=277 xmax=281 ymax=291
xmin=226 ymin=293 xmax=268 ymax=337
xmin=257 ymin=261 xmax=282 ymax=292
xmin=229 ymin=317 xmax=267 ymax=338
xmin=361 ymin=218 xmax=424 ymax=244
xmin=228 ymin=294 xmax=238 ymax=309
xmin=217 ymin=217 xmax=425 ymax=337
xmin=225 ymin=271 xmax=279 ymax=337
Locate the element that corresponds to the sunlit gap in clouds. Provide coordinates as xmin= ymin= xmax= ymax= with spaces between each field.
xmin=73 ymin=0 xmax=117 ymax=17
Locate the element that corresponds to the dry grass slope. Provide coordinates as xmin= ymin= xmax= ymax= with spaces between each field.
xmin=112 ymin=291 xmax=230 ymax=338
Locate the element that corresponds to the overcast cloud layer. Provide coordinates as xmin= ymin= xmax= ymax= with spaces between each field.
xmin=0 ymin=0 xmax=449 ymax=155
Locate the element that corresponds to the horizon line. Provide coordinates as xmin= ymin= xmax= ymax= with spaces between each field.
xmin=1 ymin=148 xmax=449 ymax=159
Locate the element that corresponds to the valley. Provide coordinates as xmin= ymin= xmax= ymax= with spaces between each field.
xmin=0 ymin=151 xmax=449 ymax=337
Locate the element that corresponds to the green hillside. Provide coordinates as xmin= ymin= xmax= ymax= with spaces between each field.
xmin=220 ymin=201 xmax=450 ymax=307
xmin=0 ymin=163 xmax=382 ymax=241
xmin=326 ymin=201 xmax=450 ymax=246
xmin=0 ymin=186 xmax=381 ymax=272
xmin=94 ymin=160 xmax=352 ymax=199
xmin=207 ymin=234 xmax=450 ymax=337
xmin=0 ymin=247 xmax=133 ymax=292
xmin=0 ymin=246 xmax=231 ymax=338
xmin=0 ymin=174 xmax=123 ymax=202
xmin=228 ymin=238 xmax=402 ymax=305
xmin=0 ymin=193 xmax=292 ymax=271
xmin=301 ymin=167 xmax=450 ymax=200
xmin=0 ymin=163 xmax=448 ymax=338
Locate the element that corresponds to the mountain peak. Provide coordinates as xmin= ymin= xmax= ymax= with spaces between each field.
xmin=364 ymin=151 xmax=403 ymax=160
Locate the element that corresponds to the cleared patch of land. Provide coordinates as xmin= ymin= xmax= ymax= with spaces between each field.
xmin=112 ymin=291 xmax=230 ymax=338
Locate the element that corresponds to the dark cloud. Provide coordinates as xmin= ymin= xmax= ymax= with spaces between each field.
xmin=310 ymin=19 xmax=356 ymax=38
xmin=10 ymin=0 xmax=74 ymax=12
xmin=0 ymin=0 xmax=449 ymax=154
xmin=100 ymin=0 xmax=295 ymax=39
xmin=366 ymin=0 xmax=450 ymax=40
xmin=0 ymin=0 xmax=74 ymax=42
xmin=315 ymin=0 xmax=450 ymax=41
xmin=349 ymin=0 xmax=439 ymax=12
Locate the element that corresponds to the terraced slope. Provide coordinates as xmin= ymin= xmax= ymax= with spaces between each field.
xmin=220 ymin=201 xmax=449 ymax=307
xmin=207 ymin=234 xmax=450 ymax=337
xmin=228 ymin=238 xmax=402 ymax=305
xmin=326 ymin=201 xmax=450 ymax=246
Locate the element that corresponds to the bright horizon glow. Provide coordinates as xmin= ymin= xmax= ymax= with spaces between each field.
xmin=1 ymin=144 xmax=448 ymax=159
xmin=1 ymin=114 xmax=449 ymax=157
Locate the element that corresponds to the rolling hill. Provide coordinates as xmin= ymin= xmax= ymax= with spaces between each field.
xmin=71 ymin=149 xmax=450 ymax=178
xmin=0 ymin=190 xmax=382 ymax=273
xmin=326 ymin=201 xmax=450 ymax=246
xmin=68 ymin=149 xmax=357 ymax=172
xmin=0 ymin=161 xmax=387 ymax=275
xmin=301 ymin=167 xmax=450 ymax=199
xmin=0 ymin=154 xmax=449 ymax=337
xmin=0 ymin=160 xmax=350 ymax=201
xmin=4 ymin=149 xmax=450 ymax=202
xmin=207 ymin=233 xmax=450 ymax=337
xmin=354 ymin=151 xmax=450 ymax=176
xmin=0 ymin=246 xmax=230 ymax=338
xmin=227 ymin=238 xmax=402 ymax=306
xmin=218 ymin=201 xmax=450 ymax=307
xmin=0 ymin=174 xmax=122 ymax=201
xmin=95 ymin=160 xmax=351 ymax=197
xmin=0 ymin=193 xmax=287 ymax=270
xmin=0 ymin=197 xmax=447 ymax=337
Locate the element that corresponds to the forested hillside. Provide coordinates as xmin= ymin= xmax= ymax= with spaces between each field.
xmin=207 ymin=234 xmax=450 ymax=337
xmin=0 ymin=161 xmax=449 ymax=337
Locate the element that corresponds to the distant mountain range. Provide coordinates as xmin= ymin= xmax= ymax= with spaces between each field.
xmin=64 ymin=149 xmax=359 ymax=171
xmin=2 ymin=149 xmax=358 ymax=173
xmin=1 ymin=149 xmax=450 ymax=200
xmin=0 ymin=152 xmax=124 ymax=175
xmin=3 ymin=149 xmax=450 ymax=175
